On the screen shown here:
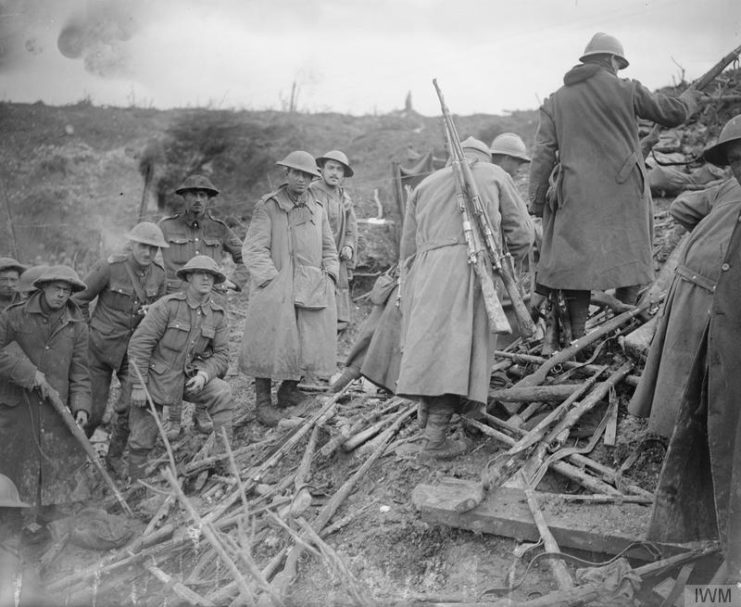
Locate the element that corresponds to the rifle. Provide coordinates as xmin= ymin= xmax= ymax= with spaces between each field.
xmin=433 ymin=79 xmax=536 ymax=337
xmin=646 ymin=42 xmax=741 ymax=145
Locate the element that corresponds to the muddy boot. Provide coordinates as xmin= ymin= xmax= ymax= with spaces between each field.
xmin=163 ymin=403 xmax=182 ymax=441
xmin=564 ymin=289 xmax=590 ymax=341
xmin=254 ymin=378 xmax=282 ymax=427
xmin=417 ymin=399 xmax=429 ymax=429
xmin=421 ymin=398 xmax=469 ymax=459
xmin=192 ymin=407 xmax=214 ymax=435
xmin=105 ymin=413 xmax=129 ymax=478
xmin=330 ymin=367 xmax=361 ymax=393
xmin=276 ymin=380 xmax=308 ymax=409
xmin=128 ymin=451 xmax=149 ymax=483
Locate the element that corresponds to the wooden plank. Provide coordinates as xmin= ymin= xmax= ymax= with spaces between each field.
xmin=412 ymin=481 xmax=688 ymax=560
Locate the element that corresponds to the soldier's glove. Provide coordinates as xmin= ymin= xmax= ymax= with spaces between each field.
xmin=185 ymin=371 xmax=208 ymax=394
xmin=74 ymin=410 xmax=89 ymax=428
xmin=340 ymin=245 xmax=354 ymax=262
xmin=131 ymin=386 xmax=148 ymax=408
xmin=34 ymin=370 xmax=52 ymax=402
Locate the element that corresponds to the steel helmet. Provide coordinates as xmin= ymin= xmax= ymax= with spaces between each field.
xmin=124 ymin=222 xmax=169 ymax=248
xmin=0 ymin=257 xmax=28 ymax=275
xmin=461 ymin=136 xmax=492 ymax=160
xmin=18 ymin=264 xmax=50 ymax=294
xmin=316 ymin=150 xmax=354 ymax=177
xmin=703 ymin=114 xmax=741 ymax=166
xmin=0 ymin=473 xmax=30 ymax=508
xmin=276 ymin=151 xmax=321 ymax=178
xmin=580 ymin=32 xmax=629 ymax=70
xmin=175 ymin=175 xmax=220 ymax=197
xmin=176 ymin=255 xmax=226 ymax=284
xmin=490 ymin=133 xmax=531 ymax=163
xmin=33 ymin=265 xmax=87 ymax=292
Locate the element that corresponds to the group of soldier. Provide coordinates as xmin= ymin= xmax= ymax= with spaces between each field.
xmin=0 ymin=30 xmax=739 ymax=584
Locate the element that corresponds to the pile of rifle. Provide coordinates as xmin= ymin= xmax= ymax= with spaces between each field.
xmin=46 ymin=384 xmax=419 ymax=607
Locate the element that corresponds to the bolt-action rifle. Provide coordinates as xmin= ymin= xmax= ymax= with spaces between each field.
xmin=433 ymin=79 xmax=536 ymax=337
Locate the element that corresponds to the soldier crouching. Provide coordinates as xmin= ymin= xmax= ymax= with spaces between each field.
xmin=125 ymin=255 xmax=234 ymax=481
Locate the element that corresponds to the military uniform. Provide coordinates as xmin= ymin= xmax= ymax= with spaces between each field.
xmin=309 ymin=180 xmax=358 ymax=330
xmin=73 ymin=253 xmax=166 ymax=438
xmin=158 ymin=211 xmax=248 ymax=293
xmin=126 ymin=290 xmax=233 ymax=479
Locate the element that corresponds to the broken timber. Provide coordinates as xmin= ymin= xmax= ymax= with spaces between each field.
xmin=412 ymin=482 xmax=695 ymax=560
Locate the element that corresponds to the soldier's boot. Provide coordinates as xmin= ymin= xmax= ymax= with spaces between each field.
xmin=330 ymin=367 xmax=361 ymax=393
xmin=192 ymin=407 xmax=214 ymax=435
xmin=254 ymin=378 xmax=283 ymax=427
xmin=128 ymin=450 xmax=149 ymax=483
xmin=417 ymin=400 xmax=429 ymax=429
xmin=163 ymin=402 xmax=182 ymax=441
xmin=276 ymin=380 xmax=308 ymax=409
xmin=105 ymin=413 xmax=129 ymax=478
xmin=421 ymin=398 xmax=469 ymax=459
xmin=564 ymin=289 xmax=590 ymax=341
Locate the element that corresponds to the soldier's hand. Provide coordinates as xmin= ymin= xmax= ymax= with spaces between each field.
xmin=223 ymin=278 xmax=240 ymax=292
xmin=340 ymin=246 xmax=354 ymax=261
xmin=34 ymin=371 xmax=52 ymax=401
xmin=185 ymin=371 xmax=207 ymax=394
xmin=74 ymin=410 xmax=89 ymax=428
xmin=131 ymin=386 xmax=148 ymax=408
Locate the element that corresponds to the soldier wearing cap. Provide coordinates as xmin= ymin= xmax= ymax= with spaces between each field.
xmin=72 ymin=223 xmax=168 ymax=471
xmin=528 ymin=32 xmax=704 ymax=345
xmin=397 ymin=137 xmax=534 ymax=458
xmin=0 ymin=257 xmax=28 ymax=311
xmin=0 ymin=265 xmax=92 ymax=514
xmin=126 ymin=255 xmax=234 ymax=480
xmin=490 ymin=133 xmax=531 ymax=180
xmin=158 ymin=174 xmax=247 ymax=438
xmin=310 ymin=150 xmax=358 ymax=331
xmin=239 ymin=151 xmax=339 ymax=426
xmin=631 ymin=114 xmax=741 ymax=584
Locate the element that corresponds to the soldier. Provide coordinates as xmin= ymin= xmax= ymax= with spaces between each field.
xmin=72 ymin=222 xmax=168 ymax=474
xmin=0 ymin=257 xmax=27 ymax=311
xmin=642 ymin=115 xmax=741 ymax=584
xmin=239 ymin=151 xmax=339 ymax=426
xmin=158 ymin=174 xmax=247 ymax=439
xmin=126 ymin=255 xmax=234 ymax=481
xmin=490 ymin=133 xmax=531 ymax=180
xmin=0 ymin=266 xmax=92 ymax=522
xmin=528 ymin=32 xmax=702 ymax=342
xmin=397 ymin=137 xmax=534 ymax=458
xmin=310 ymin=150 xmax=358 ymax=332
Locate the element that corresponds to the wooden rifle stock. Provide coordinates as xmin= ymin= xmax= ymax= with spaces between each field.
xmin=433 ymin=79 xmax=536 ymax=337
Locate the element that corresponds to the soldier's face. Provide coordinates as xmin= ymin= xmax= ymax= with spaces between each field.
xmin=40 ymin=281 xmax=73 ymax=310
xmin=182 ymin=189 xmax=211 ymax=218
xmin=285 ymin=168 xmax=314 ymax=196
xmin=0 ymin=269 xmax=19 ymax=298
xmin=727 ymin=141 xmax=741 ymax=184
xmin=321 ymin=160 xmax=345 ymax=188
xmin=186 ymin=271 xmax=215 ymax=296
xmin=131 ymin=242 xmax=158 ymax=267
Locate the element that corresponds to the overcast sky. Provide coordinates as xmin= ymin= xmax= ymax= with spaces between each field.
xmin=1 ymin=0 xmax=739 ymax=116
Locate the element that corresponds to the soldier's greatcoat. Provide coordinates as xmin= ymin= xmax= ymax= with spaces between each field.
xmin=239 ymin=185 xmax=339 ymax=380
xmin=397 ymin=161 xmax=534 ymax=404
xmin=629 ymin=179 xmax=741 ymax=436
xmin=0 ymin=292 xmax=92 ymax=505
xmin=529 ymin=63 xmax=692 ymax=290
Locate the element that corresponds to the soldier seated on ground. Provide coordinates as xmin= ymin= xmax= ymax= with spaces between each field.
xmin=0 ymin=257 xmax=27 ymax=311
xmin=126 ymin=255 xmax=234 ymax=482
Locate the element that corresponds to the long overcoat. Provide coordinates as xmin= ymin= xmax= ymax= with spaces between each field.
xmin=629 ymin=179 xmax=741 ymax=436
xmin=239 ymin=186 xmax=339 ymax=380
xmin=309 ymin=180 xmax=358 ymax=327
xmin=529 ymin=63 xmax=691 ymax=290
xmin=396 ymin=161 xmax=534 ymax=404
xmin=647 ymin=183 xmax=741 ymax=579
xmin=0 ymin=292 xmax=92 ymax=505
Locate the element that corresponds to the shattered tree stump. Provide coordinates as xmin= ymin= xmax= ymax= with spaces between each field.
xmin=412 ymin=481 xmax=692 ymax=560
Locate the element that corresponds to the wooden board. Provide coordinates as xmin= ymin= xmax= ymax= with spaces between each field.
xmin=412 ymin=481 xmax=690 ymax=560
